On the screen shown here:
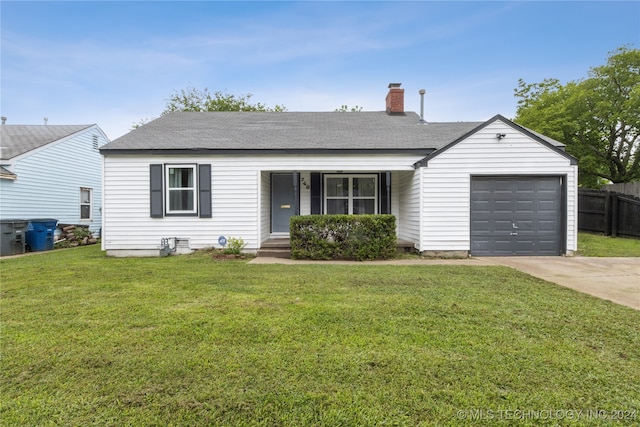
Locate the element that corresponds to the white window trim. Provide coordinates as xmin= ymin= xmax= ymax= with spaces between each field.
xmin=324 ymin=174 xmax=378 ymax=215
xmin=80 ymin=187 xmax=93 ymax=221
xmin=165 ymin=164 xmax=198 ymax=215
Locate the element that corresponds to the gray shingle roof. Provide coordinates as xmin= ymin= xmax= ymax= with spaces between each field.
xmin=0 ymin=125 xmax=93 ymax=159
xmin=101 ymin=111 xmax=484 ymax=152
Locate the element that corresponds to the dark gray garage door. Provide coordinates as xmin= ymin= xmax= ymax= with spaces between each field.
xmin=470 ymin=176 xmax=563 ymax=256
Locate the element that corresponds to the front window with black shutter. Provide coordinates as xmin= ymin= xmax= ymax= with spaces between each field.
xmin=150 ymin=164 xmax=211 ymax=218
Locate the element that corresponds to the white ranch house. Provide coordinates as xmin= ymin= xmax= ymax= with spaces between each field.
xmin=100 ymin=84 xmax=578 ymax=257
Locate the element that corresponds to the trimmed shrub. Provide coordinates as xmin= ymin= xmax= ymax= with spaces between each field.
xmin=290 ymin=214 xmax=397 ymax=261
xmin=221 ymin=237 xmax=247 ymax=255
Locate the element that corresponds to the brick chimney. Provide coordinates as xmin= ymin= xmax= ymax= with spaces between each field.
xmin=385 ymin=83 xmax=404 ymax=115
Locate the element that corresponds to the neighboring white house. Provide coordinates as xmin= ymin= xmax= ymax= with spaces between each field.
xmin=100 ymin=84 xmax=578 ymax=257
xmin=0 ymin=122 xmax=110 ymax=235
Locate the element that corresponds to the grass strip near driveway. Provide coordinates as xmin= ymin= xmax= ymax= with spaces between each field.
xmin=578 ymin=232 xmax=640 ymax=257
xmin=2 ymin=246 xmax=639 ymax=426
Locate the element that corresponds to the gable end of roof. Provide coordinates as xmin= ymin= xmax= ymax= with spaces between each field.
xmin=414 ymin=114 xmax=577 ymax=167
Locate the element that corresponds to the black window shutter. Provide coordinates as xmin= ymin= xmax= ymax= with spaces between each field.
xmin=379 ymin=172 xmax=391 ymax=214
xmin=199 ymin=164 xmax=212 ymax=218
xmin=310 ymin=173 xmax=321 ymax=214
xmin=150 ymin=164 xmax=163 ymax=218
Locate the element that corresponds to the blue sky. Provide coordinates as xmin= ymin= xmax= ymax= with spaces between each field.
xmin=2 ymin=1 xmax=638 ymax=140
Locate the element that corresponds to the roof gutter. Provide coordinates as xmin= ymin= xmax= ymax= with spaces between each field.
xmin=100 ymin=148 xmax=437 ymax=156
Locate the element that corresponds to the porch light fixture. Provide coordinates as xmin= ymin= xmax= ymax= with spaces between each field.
xmin=496 ymin=133 xmax=506 ymax=140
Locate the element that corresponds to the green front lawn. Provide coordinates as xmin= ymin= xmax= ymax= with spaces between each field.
xmin=1 ymin=246 xmax=639 ymax=426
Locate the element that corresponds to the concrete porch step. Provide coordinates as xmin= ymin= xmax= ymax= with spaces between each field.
xmin=396 ymin=239 xmax=415 ymax=252
xmin=256 ymin=248 xmax=291 ymax=258
xmin=260 ymin=238 xmax=291 ymax=249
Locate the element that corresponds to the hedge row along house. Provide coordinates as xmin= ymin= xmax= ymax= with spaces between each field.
xmin=100 ymin=83 xmax=578 ymax=257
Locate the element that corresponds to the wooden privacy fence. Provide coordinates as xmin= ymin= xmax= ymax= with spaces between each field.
xmin=603 ymin=182 xmax=640 ymax=198
xmin=578 ymin=189 xmax=640 ymax=238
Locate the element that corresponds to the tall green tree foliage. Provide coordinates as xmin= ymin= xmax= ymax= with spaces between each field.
xmin=132 ymin=86 xmax=286 ymax=129
xmin=514 ymin=46 xmax=640 ymax=187
xmin=163 ymin=86 xmax=286 ymax=113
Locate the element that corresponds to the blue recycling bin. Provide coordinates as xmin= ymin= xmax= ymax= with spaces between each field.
xmin=26 ymin=219 xmax=58 ymax=251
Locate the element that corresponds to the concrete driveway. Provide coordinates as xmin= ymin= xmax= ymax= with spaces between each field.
xmin=478 ymin=257 xmax=640 ymax=310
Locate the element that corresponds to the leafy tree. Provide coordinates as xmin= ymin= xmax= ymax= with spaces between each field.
xmin=132 ymin=86 xmax=286 ymax=129
xmin=163 ymin=86 xmax=286 ymax=113
xmin=514 ymin=46 xmax=640 ymax=186
xmin=335 ymin=104 xmax=363 ymax=112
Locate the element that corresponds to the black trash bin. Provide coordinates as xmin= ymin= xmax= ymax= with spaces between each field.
xmin=26 ymin=219 xmax=58 ymax=252
xmin=0 ymin=219 xmax=30 ymax=256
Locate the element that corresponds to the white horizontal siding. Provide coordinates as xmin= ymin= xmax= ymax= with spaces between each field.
xmin=419 ymin=120 xmax=577 ymax=253
xmin=397 ymin=170 xmax=420 ymax=246
xmin=211 ymin=165 xmax=259 ymax=249
xmin=0 ymin=126 xmax=108 ymax=234
xmin=103 ymin=153 xmax=425 ymax=253
xmin=103 ymin=156 xmax=260 ymax=251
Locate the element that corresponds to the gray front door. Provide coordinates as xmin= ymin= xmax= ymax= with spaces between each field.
xmin=272 ymin=173 xmax=295 ymax=233
xmin=470 ymin=176 xmax=563 ymax=256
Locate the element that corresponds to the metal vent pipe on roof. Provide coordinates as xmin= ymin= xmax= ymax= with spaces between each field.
xmin=1 ymin=117 xmax=6 ymax=125
xmin=419 ymin=89 xmax=426 ymax=124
